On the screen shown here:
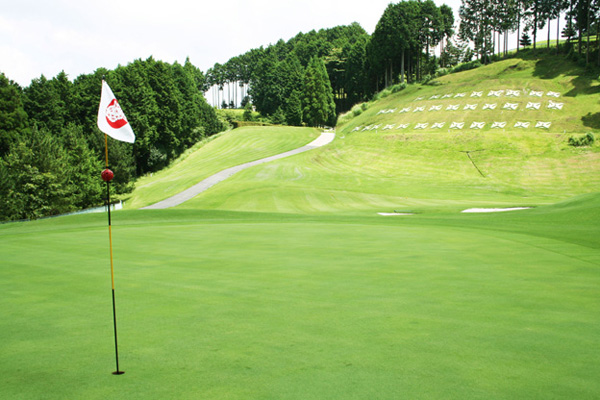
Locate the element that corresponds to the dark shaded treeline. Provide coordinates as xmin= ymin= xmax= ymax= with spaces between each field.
xmin=0 ymin=58 xmax=225 ymax=221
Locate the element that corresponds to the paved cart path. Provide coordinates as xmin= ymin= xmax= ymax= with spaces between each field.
xmin=141 ymin=131 xmax=335 ymax=210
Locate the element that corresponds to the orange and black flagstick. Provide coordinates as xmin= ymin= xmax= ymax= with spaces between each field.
xmin=102 ymin=133 xmax=124 ymax=375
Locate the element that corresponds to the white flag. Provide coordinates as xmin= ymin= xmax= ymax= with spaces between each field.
xmin=97 ymin=80 xmax=135 ymax=143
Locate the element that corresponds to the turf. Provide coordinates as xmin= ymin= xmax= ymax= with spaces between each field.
xmin=1 ymin=197 xmax=599 ymax=399
xmin=125 ymin=126 xmax=320 ymax=209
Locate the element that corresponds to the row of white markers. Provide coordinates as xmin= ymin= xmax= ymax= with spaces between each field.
xmin=353 ymin=121 xmax=552 ymax=131
xmin=377 ymin=100 xmax=564 ymax=115
xmin=415 ymin=90 xmax=561 ymax=101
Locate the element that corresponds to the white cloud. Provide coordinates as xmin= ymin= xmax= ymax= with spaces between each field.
xmin=3 ymin=0 xmax=536 ymax=87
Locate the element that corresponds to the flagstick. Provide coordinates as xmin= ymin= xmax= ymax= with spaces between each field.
xmin=103 ymin=133 xmax=124 ymax=375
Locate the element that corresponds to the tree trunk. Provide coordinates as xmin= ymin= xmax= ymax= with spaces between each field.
xmin=407 ymin=53 xmax=412 ymax=84
xmin=533 ymin=6 xmax=537 ymax=50
xmin=568 ymin=0 xmax=573 ymax=48
xmin=597 ymin=28 xmax=600 ymax=66
xmin=587 ymin=0 xmax=591 ymax=65
xmin=384 ymin=64 xmax=389 ymax=88
xmin=517 ymin=20 xmax=521 ymax=52
xmin=557 ymin=13 xmax=560 ymax=54
xmin=578 ymin=0 xmax=583 ymax=55
xmin=401 ymin=48 xmax=405 ymax=83
xmin=547 ymin=17 xmax=551 ymax=48
xmin=497 ymin=30 xmax=500 ymax=56
xmin=417 ymin=52 xmax=420 ymax=81
xmin=517 ymin=0 xmax=521 ymax=53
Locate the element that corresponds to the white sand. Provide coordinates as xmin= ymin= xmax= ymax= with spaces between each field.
xmin=461 ymin=207 xmax=532 ymax=213
xmin=378 ymin=212 xmax=414 ymax=216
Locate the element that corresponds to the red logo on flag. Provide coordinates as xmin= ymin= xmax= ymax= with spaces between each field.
xmin=105 ymin=99 xmax=128 ymax=129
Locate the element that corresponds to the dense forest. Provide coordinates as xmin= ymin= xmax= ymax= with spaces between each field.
xmin=1 ymin=0 xmax=599 ymax=221
xmin=205 ymin=1 xmax=457 ymax=120
xmin=0 ymin=58 xmax=224 ymax=221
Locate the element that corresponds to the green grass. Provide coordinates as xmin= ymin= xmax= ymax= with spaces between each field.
xmin=126 ymin=126 xmax=320 ymax=209
xmin=2 ymin=53 xmax=600 ymax=399
xmin=179 ymin=54 xmax=599 ymax=215
xmin=1 ymin=194 xmax=599 ymax=399
xmin=185 ymin=128 xmax=599 ymax=215
xmin=341 ymin=56 xmax=600 ymax=137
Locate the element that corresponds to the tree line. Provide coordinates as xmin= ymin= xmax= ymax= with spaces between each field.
xmin=205 ymin=1 xmax=458 ymax=126
xmin=208 ymin=0 xmax=600 ymax=129
xmin=459 ymin=0 xmax=600 ymax=64
xmin=0 ymin=58 xmax=225 ymax=221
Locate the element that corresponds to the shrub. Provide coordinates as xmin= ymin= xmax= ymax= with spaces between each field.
xmin=232 ymin=121 xmax=273 ymax=128
xmin=337 ymin=110 xmax=353 ymax=125
xmin=568 ymin=132 xmax=596 ymax=147
xmin=352 ymin=104 xmax=364 ymax=117
xmin=337 ymin=102 xmax=369 ymax=125
xmin=425 ymin=79 xmax=443 ymax=86
xmin=451 ymin=60 xmax=482 ymax=74
xmin=435 ymin=68 xmax=450 ymax=78
xmin=391 ymin=82 xmax=407 ymax=93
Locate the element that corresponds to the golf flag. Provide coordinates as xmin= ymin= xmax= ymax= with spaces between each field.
xmin=98 ymin=80 xmax=135 ymax=143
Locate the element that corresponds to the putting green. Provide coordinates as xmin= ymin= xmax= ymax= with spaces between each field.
xmin=1 ymin=201 xmax=598 ymax=399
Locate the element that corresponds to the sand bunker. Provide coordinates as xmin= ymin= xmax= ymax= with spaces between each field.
xmin=378 ymin=212 xmax=414 ymax=216
xmin=461 ymin=207 xmax=532 ymax=213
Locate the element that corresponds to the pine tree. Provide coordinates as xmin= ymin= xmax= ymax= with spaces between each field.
xmin=0 ymin=73 xmax=28 ymax=156
xmin=520 ymin=32 xmax=533 ymax=47
xmin=302 ymin=57 xmax=336 ymax=127
xmin=0 ymin=126 xmax=71 ymax=220
xmin=285 ymin=90 xmax=303 ymax=126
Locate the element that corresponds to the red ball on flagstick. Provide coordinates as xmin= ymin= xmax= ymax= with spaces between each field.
xmin=101 ymin=169 xmax=114 ymax=182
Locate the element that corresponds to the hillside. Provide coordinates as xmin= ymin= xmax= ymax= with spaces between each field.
xmin=342 ymin=55 xmax=599 ymax=136
xmin=179 ymin=53 xmax=600 ymax=215
xmin=126 ymin=126 xmax=320 ymax=209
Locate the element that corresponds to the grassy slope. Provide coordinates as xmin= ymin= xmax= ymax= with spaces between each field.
xmin=125 ymin=126 xmax=320 ymax=209
xmin=187 ymin=54 xmax=600 ymax=215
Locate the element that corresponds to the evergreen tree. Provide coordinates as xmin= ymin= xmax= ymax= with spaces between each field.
xmin=0 ymin=73 xmax=28 ymax=156
xmin=22 ymin=74 xmax=65 ymax=135
xmin=61 ymin=123 xmax=103 ymax=209
xmin=0 ymin=126 xmax=71 ymax=220
xmin=460 ymin=0 xmax=494 ymax=63
xmin=285 ymin=90 xmax=303 ymax=126
xmin=344 ymin=36 xmax=371 ymax=103
xmin=520 ymin=31 xmax=533 ymax=46
xmin=271 ymin=107 xmax=287 ymax=125
xmin=302 ymin=57 xmax=336 ymax=127
xmin=242 ymin=101 xmax=254 ymax=121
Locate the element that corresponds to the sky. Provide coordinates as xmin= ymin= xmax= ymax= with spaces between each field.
xmin=0 ymin=0 xmax=466 ymax=87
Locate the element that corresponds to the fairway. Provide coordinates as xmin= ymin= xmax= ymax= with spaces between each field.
xmin=1 ymin=201 xmax=599 ymax=399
